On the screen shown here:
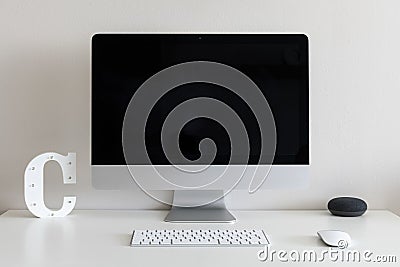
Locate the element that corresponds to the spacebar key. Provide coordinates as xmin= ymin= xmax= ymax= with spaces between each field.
xmin=172 ymin=239 xmax=219 ymax=246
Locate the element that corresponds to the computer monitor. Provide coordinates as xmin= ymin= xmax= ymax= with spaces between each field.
xmin=91 ymin=33 xmax=310 ymax=222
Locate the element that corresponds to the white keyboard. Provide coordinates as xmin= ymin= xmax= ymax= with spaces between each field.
xmin=131 ymin=229 xmax=270 ymax=247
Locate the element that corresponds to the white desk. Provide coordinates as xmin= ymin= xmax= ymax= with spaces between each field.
xmin=1 ymin=210 xmax=399 ymax=266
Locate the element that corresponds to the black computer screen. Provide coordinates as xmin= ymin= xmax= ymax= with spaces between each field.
xmin=92 ymin=34 xmax=309 ymax=165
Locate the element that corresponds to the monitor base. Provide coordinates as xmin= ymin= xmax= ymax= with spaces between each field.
xmin=164 ymin=190 xmax=236 ymax=223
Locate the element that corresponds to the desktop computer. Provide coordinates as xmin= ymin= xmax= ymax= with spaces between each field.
xmin=91 ymin=33 xmax=310 ymax=225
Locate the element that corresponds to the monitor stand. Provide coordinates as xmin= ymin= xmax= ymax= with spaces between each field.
xmin=164 ymin=190 xmax=236 ymax=223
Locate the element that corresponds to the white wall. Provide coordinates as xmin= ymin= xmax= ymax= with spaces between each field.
xmin=1 ymin=0 xmax=400 ymax=215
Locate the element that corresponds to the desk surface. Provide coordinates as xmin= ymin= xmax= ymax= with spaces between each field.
xmin=1 ymin=210 xmax=399 ymax=266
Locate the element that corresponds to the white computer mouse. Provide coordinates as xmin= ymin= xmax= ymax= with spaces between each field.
xmin=317 ymin=230 xmax=351 ymax=247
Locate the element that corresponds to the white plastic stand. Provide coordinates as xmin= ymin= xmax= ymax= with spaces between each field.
xmin=24 ymin=152 xmax=77 ymax=218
